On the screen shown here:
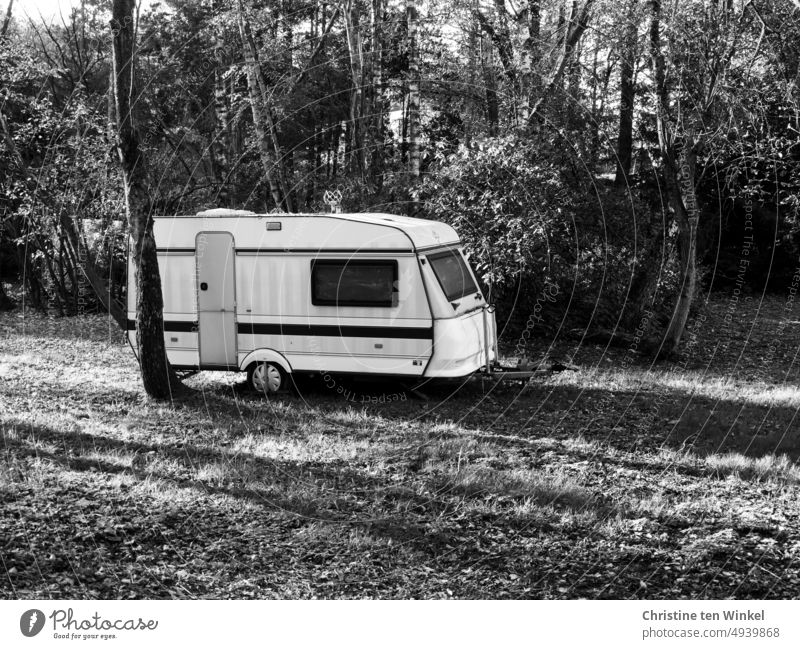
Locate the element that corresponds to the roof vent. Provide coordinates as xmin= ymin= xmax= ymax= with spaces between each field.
xmin=196 ymin=208 xmax=256 ymax=218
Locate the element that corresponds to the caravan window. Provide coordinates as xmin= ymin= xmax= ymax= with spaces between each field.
xmin=427 ymin=249 xmax=479 ymax=301
xmin=311 ymin=260 xmax=398 ymax=307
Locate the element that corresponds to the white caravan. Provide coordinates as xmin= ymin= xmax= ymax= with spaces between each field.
xmin=126 ymin=210 xmax=498 ymax=393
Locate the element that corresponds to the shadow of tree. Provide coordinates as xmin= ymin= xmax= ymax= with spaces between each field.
xmin=1 ymin=419 xmax=382 ymax=521
xmin=168 ymin=370 xmax=800 ymax=476
xmin=0 ymin=410 xmax=621 ymax=559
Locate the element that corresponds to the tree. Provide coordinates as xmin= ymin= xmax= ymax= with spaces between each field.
xmin=1 ymin=0 xmax=12 ymax=40
xmin=368 ymin=0 xmax=387 ymax=190
xmin=406 ymin=0 xmax=421 ymax=182
xmin=518 ymin=0 xmax=541 ymax=123
xmin=527 ymin=0 xmax=596 ymax=126
xmin=111 ymin=0 xmax=181 ymax=398
xmin=343 ymin=0 xmax=366 ymax=180
xmin=236 ymin=0 xmax=294 ymax=212
xmin=647 ymin=0 xmax=696 ymax=356
xmin=647 ymin=0 xmax=754 ymax=355
xmin=614 ymin=0 xmax=639 ymax=185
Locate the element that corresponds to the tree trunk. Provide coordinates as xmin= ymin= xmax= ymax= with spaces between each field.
xmin=406 ymin=0 xmax=421 ymax=182
xmin=614 ymin=0 xmax=638 ymax=185
xmin=213 ymin=29 xmax=232 ymax=206
xmin=369 ymin=0 xmax=385 ymax=191
xmin=281 ymin=0 xmax=293 ymax=70
xmin=343 ymin=0 xmax=366 ymax=180
xmin=481 ymin=38 xmax=500 ymax=135
xmin=10 ymin=216 xmax=46 ymax=310
xmin=519 ymin=0 xmax=541 ymax=123
xmin=111 ymin=0 xmax=181 ymax=399
xmin=309 ymin=121 xmax=320 ymax=207
xmin=492 ymin=0 xmax=515 ymax=85
xmin=331 ymin=120 xmax=342 ymax=179
xmin=35 ymin=223 xmax=67 ymax=315
xmin=648 ymin=0 xmax=698 ymax=356
xmin=22 ymin=246 xmax=46 ymax=310
xmin=565 ymin=28 xmax=582 ymax=128
xmin=662 ymin=142 xmax=699 ymax=355
xmin=624 ymin=206 xmax=665 ymax=332
xmin=59 ymin=212 xmax=127 ymax=328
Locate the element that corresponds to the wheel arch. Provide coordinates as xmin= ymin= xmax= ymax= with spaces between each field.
xmin=239 ymin=349 xmax=293 ymax=374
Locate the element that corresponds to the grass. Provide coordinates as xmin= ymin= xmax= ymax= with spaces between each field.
xmin=704 ymin=452 xmax=800 ymax=483
xmin=435 ymin=466 xmax=599 ymax=512
xmin=1 ymin=296 xmax=799 ymax=598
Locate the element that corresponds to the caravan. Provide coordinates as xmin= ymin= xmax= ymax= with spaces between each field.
xmin=126 ymin=210 xmax=498 ymax=393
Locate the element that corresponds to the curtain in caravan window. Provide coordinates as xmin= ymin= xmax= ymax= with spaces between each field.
xmin=312 ymin=260 xmax=397 ymax=307
xmin=427 ymin=250 xmax=478 ymax=301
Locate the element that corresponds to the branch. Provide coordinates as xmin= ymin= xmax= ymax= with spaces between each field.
xmin=1 ymin=0 xmax=12 ymax=39
xmin=526 ymin=0 xmax=595 ymax=126
xmin=703 ymin=1 xmax=752 ymax=110
xmin=288 ymin=6 xmax=341 ymax=92
xmin=473 ymin=8 xmax=517 ymax=83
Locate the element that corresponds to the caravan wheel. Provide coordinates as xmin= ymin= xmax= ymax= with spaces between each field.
xmin=249 ymin=361 xmax=284 ymax=395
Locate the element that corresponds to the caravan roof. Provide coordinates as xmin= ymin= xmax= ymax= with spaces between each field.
xmin=154 ymin=211 xmax=460 ymax=252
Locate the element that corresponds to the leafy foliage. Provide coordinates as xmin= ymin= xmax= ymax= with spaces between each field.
xmin=0 ymin=0 xmax=799 ymax=343
xmin=421 ymin=136 xmax=672 ymax=334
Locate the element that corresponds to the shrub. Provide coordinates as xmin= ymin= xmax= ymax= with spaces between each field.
xmin=420 ymin=136 xmax=672 ymax=341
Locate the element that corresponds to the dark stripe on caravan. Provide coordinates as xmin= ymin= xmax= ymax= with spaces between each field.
xmin=238 ymin=322 xmax=432 ymax=340
xmin=235 ymin=248 xmax=414 ymax=254
xmin=126 ymin=320 xmax=197 ymax=332
xmin=157 ymin=247 xmax=415 ymax=255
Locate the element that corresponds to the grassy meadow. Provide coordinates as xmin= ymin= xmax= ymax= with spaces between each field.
xmin=1 ymin=296 xmax=799 ymax=598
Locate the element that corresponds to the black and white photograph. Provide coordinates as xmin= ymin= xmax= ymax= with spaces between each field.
xmin=1 ymin=0 xmax=799 ymax=643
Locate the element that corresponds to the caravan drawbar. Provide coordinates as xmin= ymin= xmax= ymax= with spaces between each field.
xmin=126 ymin=210 xmax=498 ymax=393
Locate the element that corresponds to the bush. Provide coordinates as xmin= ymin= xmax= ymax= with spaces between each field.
xmin=420 ymin=136 xmax=674 ymax=342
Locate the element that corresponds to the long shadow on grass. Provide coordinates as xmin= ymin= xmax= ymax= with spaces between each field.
xmin=0 ymin=416 xmax=619 ymax=557
xmin=1 ymin=418 xmax=384 ymax=521
xmin=174 ymin=374 xmax=800 ymax=489
xmin=274 ymin=378 xmax=800 ymax=462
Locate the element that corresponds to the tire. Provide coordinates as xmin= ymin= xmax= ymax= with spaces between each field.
xmin=248 ymin=361 xmax=285 ymax=395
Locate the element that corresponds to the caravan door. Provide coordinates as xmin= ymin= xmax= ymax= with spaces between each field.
xmin=196 ymin=232 xmax=237 ymax=368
